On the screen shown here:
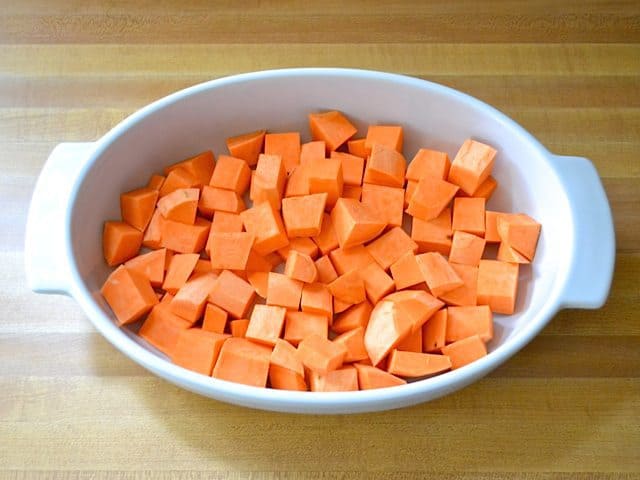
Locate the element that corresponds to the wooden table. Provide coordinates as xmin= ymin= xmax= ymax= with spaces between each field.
xmin=1 ymin=2 xmax=638 ymax=478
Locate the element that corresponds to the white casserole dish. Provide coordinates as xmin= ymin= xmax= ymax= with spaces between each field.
xmin=25 ymin=68 xmax=615 ymax=414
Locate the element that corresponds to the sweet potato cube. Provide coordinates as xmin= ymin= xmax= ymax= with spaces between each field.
xmin=407 ymin=176 xmax=459 ymax=221
xmin=307 ymin=156 xmax=343 ymax=207
xmin=282 ymin=193 xmax=327 ymax=237
xmin=209 ymin=154 xmax=251 ymax=194
xmin=330 ymin=198 xmax=386 ymax=249
xmin=212 ymin=337 xmax=272 ymax=387
xmin=363 ymin=143 xmax=406 ymax=188
xmin=448 ymin=139 xmax=497 ymax=195
xmin=226 ymin=129 xmax=265 ymax=167
xmin=309 ymin=110 xmax=358 ymax=152
xmin=477 ymin=260 xmax=519 ymax=314
xmin=361 ymin=183 xmax=405 ymax=227
xmin=101 ymin=266 xmax=158 ymax=325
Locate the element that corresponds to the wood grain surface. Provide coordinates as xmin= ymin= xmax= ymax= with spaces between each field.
xmin=1 ymin=1 xmax=639 ymax=478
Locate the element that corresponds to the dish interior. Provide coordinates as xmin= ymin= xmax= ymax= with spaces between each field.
xmin=70 ymin=71 xmax=571 ymax=360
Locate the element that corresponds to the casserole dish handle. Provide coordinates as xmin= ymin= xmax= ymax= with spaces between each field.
xmin=551 ymin=155 xmax=616 ymax=309
xmin=25 ymin=142 xmax=95 ymax=295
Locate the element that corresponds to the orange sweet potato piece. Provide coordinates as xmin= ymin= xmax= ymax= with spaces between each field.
xmin=284 ymin=164 xmax=309 ymax=198
xmin=306 ymin=156 xmax=343 ymax=208
xmin=404 ymin=180 xmax=417 ymax=208
xmin=452 ymin=197 xmax=486 ymax=237
xmin=120 ymin=187 xmax=159 ymax=231
xmin=143 ymin=209 xmax=166 ymax=250
xmin=311 ymin=213 xmax=340 ymax=255
xmin=333 ymin=326 xmax=369 ymax=363
xmin=389 ymin=251 xmax=424 ymax=290
xmin=269 ymin=339 xmax=307 ymax=391
xmin=208 ymin=231 xmax=255 ymax=271
xmin=209 ymin=154 xmax=252 ymax=194
xmin=477 ymin=260 xmax=519 ymax=314
xmin=230 ymin=319 xmax=250 ymax=338
xmin=330 ymin=198 xmax=386 ymax=249
xmin=164 ymin=150 xmax=215 ymax=187
xmin=266 ymin=272 xmax=303 ymax=310
xmin=169 ymin=272 xmax=218 ymax=324
xmin=328 ymin=269 xmax=366 ymax=304
xmin=160 ymin=217 xmax=210 ymax=253
xmin=360 ymin=262 xmax=396 ymax=304
xmin=439 ymin=263 xmax=478 ymax=307
xmin=247 ymin=270 xmax=270 ymax=299
xmin=159 ymin=166 xmax=199 ymax=198
xmin=202 ymin=303 xmax=228 ymax=334
xmin=157 ymin=187 xmax=199 ymax=225
xmin=449 ymin=231 xmax=486 ymax=266
xmin=171 ymin=328 xmax=229 ymax=376
xmin=264 ymin=132 xmax=301 ymax=173
xmin=314 ymin=255 xmax=338 ymax=284
xmin=462 ymin=175 xmax=498 ymax=200
xmin=407 ymin=176 xmax=459 ymax=221
xmin=331 ymin=151 xmax=364 ymax=186
xmin=199 ymin=186 xmax=245 ymax=216
xmin=342 ymin=185 xmax=362 ymax=200
xmin=384 ymin=289 xmax=444 ymax=333
xmin=300 ymin=282 xmax=333 ymax=319
xmin=496 ymin=213 xmax=541 ymax=261
xmin=441 ymin=334 xmax=487 ymax=369
xmin=124 ymin=248 xmax=167 ymax=287
xmin=422 ymin=308 xmax=447 ymax=353
xmin=445 ymin=305 xmax=493 ymax=343
xmin=282 ymin=192 xmax=327 ymax=237
xmin=300 ymin=140 xmax=325 ymax=164
xmin=246 ymin=304 xmax=287 ymax=346
xmin=387 ymin=350 xmax=451 ymax=378
xmin=406 ymin=149 xmax=451 ymax=181
xmin=250 ymin=154 xmax=287 ymax=210
xmin=309 ymin=366 xmax=359 ymax=392
xmin=484 ymin=210 xmax=502 ymax=243
xmin=347 ymin=138 xmax=368 ymax=158
xmin=162 ymin=253 xmax=200 ymax=294
xmin=411 ymin=208 xmax=452 ymax=256
xmin=363 ymin=143 xmax=406 ymax=188
xmin=366 ymin=226 xmax=418 ymax=271
xmin=284 ymin=310 xmax=329 ymax=346
xmin=101 ymin=266 xmax=158 ymax=325
xmin=240 ymin=201 xmax=289 ymax=255
xmin=309 ymin=110 xmax=358 ymax=152
xmin=365 ymin=125 xmax=403 ymax=152
xmin=277 ymin=237 xmax=319 ymax=260
xmin=416 ymin=252 xmax=464 ymax=298
xmin=332 ymin=301 xmax=372 ymax=334
xmin=354 ymin=363 xmax=406 ymax=390
xmin=103 ymin=221 xmax=143 ymax=266
xmin=284 ymin=250 xmax=318 ymax=283
xmin=297 ymin=334 xmax=347 ymax=374
xmin=497 ymin=242 xmax=530 ymax=264
xmin=363 ymin=299 xmax=413 ymax=367
xmin=212 ymin=337 xmax=272 ymax=387
xmin=139 ymin=304 xmax=191 ymax=355
xmin=329 ymin=245 xmax=376 ymax=275
xmin=147 ymin=174 xmax=165 ymax=191
xmin=208 ymin=270 xmax=256 ymax=319
xmin=333 ymin=297 xmax=353 ymax=315
xmin=448 ymin=139 xmax=496 ymax=195
xmin=360 ymin=183 xmax=404 ymax=227
xmin=396 ymin=327 xmax=422 ymax=353
xmin=226 ymin=129 xmax=265 ymax=167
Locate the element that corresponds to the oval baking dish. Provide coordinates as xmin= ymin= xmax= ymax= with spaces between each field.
xmin=25 ymin=68 xmax=615 ymax=414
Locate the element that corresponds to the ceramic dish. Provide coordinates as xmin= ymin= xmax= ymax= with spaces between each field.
xmin=25 ymin=68 xmax=615 ymax=413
